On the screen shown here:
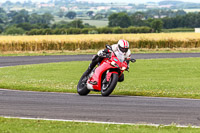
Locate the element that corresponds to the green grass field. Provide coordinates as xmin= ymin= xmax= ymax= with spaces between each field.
xmin=0 ymin=58 xmax=200 ymax=99
xmin=0 ymin=117 xmax=199 ymax=133
xmin=54 ymin=16 xmax=108 ymax=27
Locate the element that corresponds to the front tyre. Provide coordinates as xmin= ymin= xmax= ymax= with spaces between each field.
xmin=77 ymin=72 xmax=90 ymax=96
xmin=101 ymin=73 xmax=118 ymax=96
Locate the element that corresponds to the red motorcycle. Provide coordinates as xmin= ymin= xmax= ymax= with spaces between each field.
xmin=77 ymin=45 xmax=136 ymax=96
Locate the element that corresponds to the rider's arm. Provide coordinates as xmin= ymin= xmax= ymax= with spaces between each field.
xmin=125 ymin=50 xmax=131 ymax=70
xmin=125 ymin=50 xmax=131 ymax=60
xmin=111 ymin=44 xmax=118 ymax=52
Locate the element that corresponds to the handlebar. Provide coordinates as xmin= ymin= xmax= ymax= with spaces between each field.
xmin=102 ymin=52 xmax=111 ymax=58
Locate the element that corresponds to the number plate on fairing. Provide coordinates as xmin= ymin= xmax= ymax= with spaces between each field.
xmin=114 ymin=58 xmax=118 ymax=62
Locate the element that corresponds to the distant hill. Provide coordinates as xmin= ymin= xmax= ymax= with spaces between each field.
xmin=159 ymin=0 xmax=184 ymax=6
xmin=158 ymin=0 xmax=200 ymax=9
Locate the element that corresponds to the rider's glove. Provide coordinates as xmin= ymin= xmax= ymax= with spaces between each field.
xmin=103 ymin=49 xmax=109 ymax=53
xmin=97 ymin=49 xmax=110 ymax=57
xmin=97 ymin=50 xmax=104 ymax=57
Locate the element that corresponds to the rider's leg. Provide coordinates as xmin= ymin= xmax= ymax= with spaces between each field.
xmin=85 ymin=55 xmax=103 ymax=75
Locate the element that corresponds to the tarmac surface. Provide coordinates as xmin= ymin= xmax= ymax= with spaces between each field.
xmin=0 ymin=89 xmax=200 ymax=126
xmin=0 ymin=53 xmax=200 ymax=67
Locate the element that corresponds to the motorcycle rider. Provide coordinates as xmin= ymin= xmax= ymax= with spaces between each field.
xmin=85 ymin=39 xmax=131 ymax=82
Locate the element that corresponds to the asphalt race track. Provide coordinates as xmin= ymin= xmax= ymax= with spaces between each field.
xmin=1 ymin=53 xmax=200 ymax=67
xmin=1 ymin=89 xmax=200 ymax=126
xmin=0 ymin=53 xmax=200 ymax=126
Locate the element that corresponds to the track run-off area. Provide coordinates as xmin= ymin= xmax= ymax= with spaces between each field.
xmin=0 ymin=53 xmax=200 ymax=126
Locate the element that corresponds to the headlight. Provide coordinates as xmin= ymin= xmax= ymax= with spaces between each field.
xmin=121 ymin=67 xmax=126 ymax=71
xmin=110 ymin=61 xmax=116 ymax=67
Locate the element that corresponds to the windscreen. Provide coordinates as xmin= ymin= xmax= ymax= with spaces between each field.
xmin=114 ymin=51 xmax=125 ymax=62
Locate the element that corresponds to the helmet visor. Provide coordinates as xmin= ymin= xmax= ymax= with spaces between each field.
xmin=119 ymin=46 xmax=128 ymax=53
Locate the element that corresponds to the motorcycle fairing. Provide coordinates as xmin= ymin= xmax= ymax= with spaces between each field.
xmin=87 ymin=52 xmax=128 ymax=91
xmin=87 ymin=59 xmax=119 ymax=91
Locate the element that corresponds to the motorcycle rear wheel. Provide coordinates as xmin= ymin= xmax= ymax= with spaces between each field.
xmin=77 ymin=72 xmax=90 ymax=96
xmin=101 ymin=73 xmax=118 ymax=96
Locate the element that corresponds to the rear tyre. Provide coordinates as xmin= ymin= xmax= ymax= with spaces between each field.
xmin=101 ymin=73 xmax=118 ymax=96
xmin=77 ymin=72 xmax=90 ymax=96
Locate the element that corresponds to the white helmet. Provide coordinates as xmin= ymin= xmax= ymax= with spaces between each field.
xmin=118 ymin=39 xmax=129 ymax=53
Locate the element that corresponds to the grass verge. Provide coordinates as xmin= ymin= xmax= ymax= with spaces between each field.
xmin=0 ymin=58 xmax=200 ymax=99
xmin=0 ymin=117 xmax=199 ymax=133
xmin=1 ymin=48 xmax=200 ymax=56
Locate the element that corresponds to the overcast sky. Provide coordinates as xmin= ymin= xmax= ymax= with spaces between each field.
xmin=1 ymin=0 xmax=200 ymax=4
xmin=79 ymin=0 xmax=200 ymax=3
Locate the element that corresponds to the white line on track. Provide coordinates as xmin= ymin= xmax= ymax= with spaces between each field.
xmin=1 ymin=116 xmax=200 ymax=128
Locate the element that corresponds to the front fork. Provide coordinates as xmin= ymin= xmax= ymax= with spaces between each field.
xmin=106 ymin=70 xmax=118 ymax=82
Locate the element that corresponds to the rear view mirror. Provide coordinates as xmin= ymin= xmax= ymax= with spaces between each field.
xmin=106 ymin=44 xmax=112 ymax=51
xmin=130 ymin=58 xmax=136 ymax=63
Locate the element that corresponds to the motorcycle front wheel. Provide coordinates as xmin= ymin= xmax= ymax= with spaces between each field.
xmin=77 ymin=72 xmax=90 ymax=96
xmin=101 ymin=73 xmax=118 ymax=96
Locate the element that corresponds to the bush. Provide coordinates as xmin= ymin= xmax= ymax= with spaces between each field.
xmin=81 ymin=28 xmax=90 ymax=34
xmin=88 ymin=30 xmax=98 ymax=34
xmin=162 ymin=28 xmax=194 ymax=33
xmin=98 ymin=27 xmax=113 ymax=34
xmin=37 ymin=29 xmax=45 ymax=35
xmin=43 ymin=28 xmax=53 ymax=35
xmin=26 ymin=29 xmax=37 ymax=35
xmin=127 ymin=26 xmax=138 ymax=33
xmin=25 ymin=26 xmax=152 ymax=35
xmin=5 ymin=27 xmax=25 ymax=35
xmin=122 ymin=28 xmax=129 ymax=33
xmin=113 ymin=27 xmax=123 ymax=34
xmin=139 ymin=26 xmax=152 ymax=33
xmin=53 ymin=28 xmax=67 ymax=35
xmin=67 ymin=28 xmax=81 ymax=34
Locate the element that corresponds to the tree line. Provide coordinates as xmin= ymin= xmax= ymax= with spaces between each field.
xmin=0 ymin=8 xmax=95 ymax=34
xmin=108 ymin=11 xmax=200 ymax=31
xmin=0 ymin=8 xmax=54 ymax=34
xmin=0 ymin=7 xmax=199 ymax=35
